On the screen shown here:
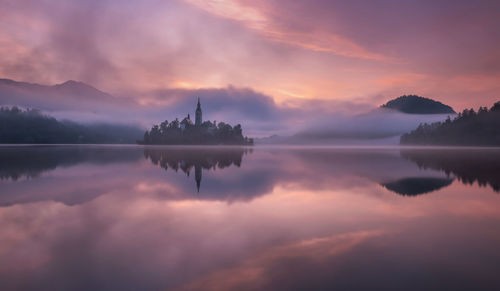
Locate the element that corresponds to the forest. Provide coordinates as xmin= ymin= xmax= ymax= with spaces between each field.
xmin=0 ymin=106 xmax=143 ymax=144
xmin=400 ymin=101 xmax=500 ymax=146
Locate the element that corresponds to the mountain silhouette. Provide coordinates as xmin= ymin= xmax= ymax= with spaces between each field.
xmin=0 ymin=78 xmax=136 ymax=112
xmin=381 ymin=95 xmax=456 ymax=114
xmin=0 ymin=78 xmax=113 ymax=99
xmin=52 ymin=80 xmax=116 ymax=100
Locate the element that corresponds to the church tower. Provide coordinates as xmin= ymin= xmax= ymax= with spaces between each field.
xmin=195 ymin=98 xmax=202 ymax=126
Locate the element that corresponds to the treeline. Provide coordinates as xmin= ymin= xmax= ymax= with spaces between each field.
xmin=400 ymin=101 xmax=500 ymax=146
xmin=0 ymin=106 xmax=143 ymax=144
xmin=141 ymin=119 xmax=253 ymax=145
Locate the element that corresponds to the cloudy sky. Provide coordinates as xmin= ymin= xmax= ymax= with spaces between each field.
xmin=1 ymin=0 xmax=500 ymax=134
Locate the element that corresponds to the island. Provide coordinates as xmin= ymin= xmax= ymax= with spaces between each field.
xmin=140 ymin=99 xmax=254 ymax=145
xmin=401 ymin=101 xmax=500 ymax=146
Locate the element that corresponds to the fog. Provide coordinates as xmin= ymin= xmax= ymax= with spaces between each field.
xmin=1 ymin=79 xmax=452 ymax=143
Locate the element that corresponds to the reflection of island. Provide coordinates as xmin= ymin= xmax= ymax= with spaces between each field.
xmin=143 ymin=147 xmax=252 ymax=192
xmin=381 ymin=177 xmax=454 ymax=196
xmin=291 ymin=149 xmax=455 ymax=196
xmin=401 ymin=149 xmax=500 ymax=192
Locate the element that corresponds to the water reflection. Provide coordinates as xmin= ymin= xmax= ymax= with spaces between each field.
xmin=1 ymin=146 xmax=500 ymax=290
xmin=1 ymin=146 xmax=499 ymax=208
xmin=144 ymin=147 xmax=251 ymax=192
xmin=0 ymin=145 xmax=142 ymax=181
xmin=401 ymin=148 xmax=500 ymax=192
xmin=381 ymin=177 xmax=454 ymax=196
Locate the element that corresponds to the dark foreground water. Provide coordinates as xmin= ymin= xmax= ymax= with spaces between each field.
xmin=0 ymin=145 xmax=499 ymax=291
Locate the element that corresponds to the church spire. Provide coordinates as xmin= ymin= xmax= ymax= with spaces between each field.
xmin=195 ymin=98 xmax=202 ymax=126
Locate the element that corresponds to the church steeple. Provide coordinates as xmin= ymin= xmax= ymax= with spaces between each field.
xmin=195 ymin=98 xmax=202 ymax=126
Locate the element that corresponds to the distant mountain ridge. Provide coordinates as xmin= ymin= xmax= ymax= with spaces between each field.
xmin=1 ymin=78 xmax=105 ymax=91
xmin=52 ymin=80 xmax=115 ymax=99
xmin=381 ymin=95 xmax=456 ymax=114
xmin=0 ymin=78 xmax=136 ymax=114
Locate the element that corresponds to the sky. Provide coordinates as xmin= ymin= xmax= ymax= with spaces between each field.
xmin=1 ymin=0 xmax=500 ymax=135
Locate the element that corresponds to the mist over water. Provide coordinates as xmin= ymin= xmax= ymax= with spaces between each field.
xmin=0 ymin=145 xmax=499 ymax=290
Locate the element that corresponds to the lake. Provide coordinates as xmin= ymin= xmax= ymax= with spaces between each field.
xmin=1 ymin=145 xmax=499 ymax=291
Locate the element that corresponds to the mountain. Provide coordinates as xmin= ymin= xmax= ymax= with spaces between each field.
xmin=52 ymin=80 xmax=116 ymax=100
xmin=381 ymin=95 xmax=456 ymax=114
xmin=0 ymin=78 xmax=136 ymax=114
xmin=0 ymin=78 xmax=114 ymax=99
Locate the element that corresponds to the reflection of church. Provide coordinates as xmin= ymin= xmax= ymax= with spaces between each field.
xmin=144 ymin=147 xmax=251 ymax=192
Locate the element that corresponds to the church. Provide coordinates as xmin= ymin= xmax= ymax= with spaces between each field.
xmin=180 ymin=98 xmax=207 ymax=131
xmin=142 ymin=98 xmax=252 ymax=145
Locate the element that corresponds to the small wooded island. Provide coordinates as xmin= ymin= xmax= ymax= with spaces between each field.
xmin=401 ymin=101 xmax=500 ymax=146
xmin=140 ymin=99 xmax=254 ymax=145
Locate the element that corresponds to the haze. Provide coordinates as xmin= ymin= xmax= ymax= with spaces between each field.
xmin=1 ymin=0 xmax=500 ymax=136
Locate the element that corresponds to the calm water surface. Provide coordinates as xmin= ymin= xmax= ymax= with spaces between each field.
xmin=1 ymin=145 xmax=499 ymax=291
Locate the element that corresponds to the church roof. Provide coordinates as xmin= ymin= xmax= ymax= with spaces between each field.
xmin=181 ymin=115 xmax=193 ymax=125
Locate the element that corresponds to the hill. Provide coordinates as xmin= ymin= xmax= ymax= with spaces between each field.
xmin=381 ymin=95 xmax=456 ymax=114
xmin=400 ymin=101 xmax=500 ymax=146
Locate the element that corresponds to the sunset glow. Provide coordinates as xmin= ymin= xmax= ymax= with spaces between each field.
xmin=1 ymin=0 xmax=499 ymax=118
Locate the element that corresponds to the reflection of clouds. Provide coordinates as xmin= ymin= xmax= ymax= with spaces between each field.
xmin=176 ymin=230 xmax=385 ymax=291
xmin=0 ymin=188 xmax=389 ymax=290
xmin=1 ymin=170 xmax=500 ymax=290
